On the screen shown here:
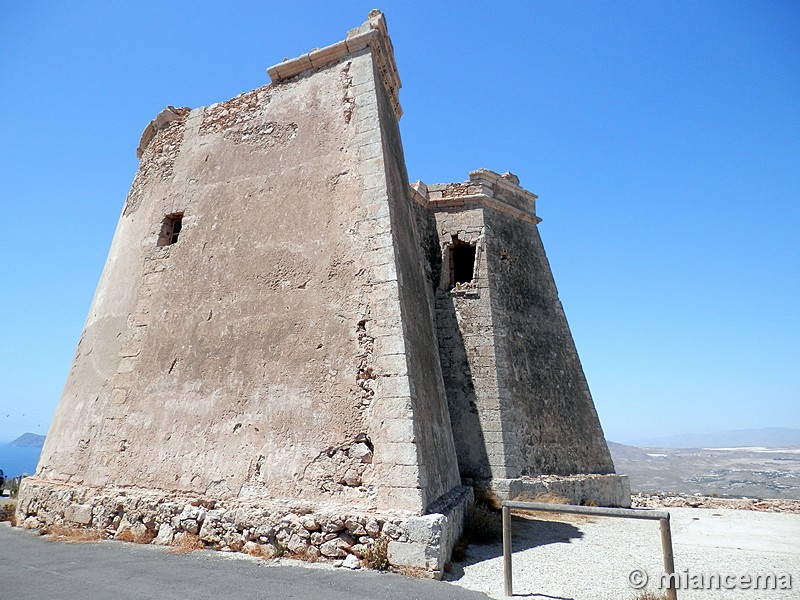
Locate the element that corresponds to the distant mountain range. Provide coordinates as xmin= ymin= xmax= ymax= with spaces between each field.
xmin=627 ymin=427 xmax=800 ymax=449
xmin=9 ymin=433 xmax=46 ymax=448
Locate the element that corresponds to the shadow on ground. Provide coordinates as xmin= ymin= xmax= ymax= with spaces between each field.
xmin=445 ymin=513 xmax=583 ymax=591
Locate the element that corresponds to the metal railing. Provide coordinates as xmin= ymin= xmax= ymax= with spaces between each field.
xmin=502 ymin=501 xmax=677 ymax=600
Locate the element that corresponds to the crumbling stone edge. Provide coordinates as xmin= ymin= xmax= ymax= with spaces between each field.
xmin=16 ymin=477 xmax=473 ymax=579
xmin=482 ymin=474 xmax=632 ymax=507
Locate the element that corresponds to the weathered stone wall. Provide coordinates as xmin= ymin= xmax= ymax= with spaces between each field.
xmin=483 ymin=206 xmax=615 ymax=476
xmin=35 ymin=38 xmax=460 ymax=515
xmin=371 ymin=57 xmax=461 ymax=509
xmin=492 ymin=474 xmax=631 ymax=507
xmin=17 ymin=477 xmax=473 ymax=576
xmin=425 ymin=206 xmax=512 ymax=480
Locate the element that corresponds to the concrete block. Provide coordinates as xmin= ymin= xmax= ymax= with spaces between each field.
xmin=377 ymin=441 xmax=419 ymax=466
xmin=359 ymin=141 xmax=382 ymax=160
xmin=371 ymin=301 xmax=402 ymax=322
xmin=354 ymin=103 xmax=379 ymax=124
xmin=355 ymin=215 xmax=391 ymax=237
xmin=365 ymin=320 xmax=400 ymax=339
xmin=387 ymin=541 xmax=431 ymax=568
xmin=65 ymin=503 xmax=93 ymax=525
xmin=358 ymin=247 xmax=394 ymax=268
xmin=383 ymin=418 xmax=415 ymax=442
xmin=344 ymin=29 xmax=378 ymax=54
xmin=308 ymin=43 xmax=349 ymax=68
xmin=377 ymin=486 xmax=424 ymax=513
xmin=352 ymin=81 xmax=376 ymax=96
xmin=366 ymin=277 xmax=398 ymax=300
xmin=360 ymin=157 xmax=385 ymax=178
xmin=370 ymin=395 xmax=412 ymax=418
xmin=369 ymin=262 xmax=398 ymax=284
xmin=382 ymin=464 xmax=421 ymax=488
xmin=354 ymin=126 xmax=382 ymax=147
xmin=360 ymin=170 xmax=387 ymax=192
xmin=371 ymin=352 xmax=407 ymax=376
xmin=372 ymin=336 xmax=406 ymax=360
xmin=405 ymin=513 xmax=443 ymax=545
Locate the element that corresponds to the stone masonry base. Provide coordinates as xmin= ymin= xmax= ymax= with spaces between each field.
xmin=481 ymin=474 xmax=631 ymax=508
xmin=15 ymin=477 xmax=472 ymax=579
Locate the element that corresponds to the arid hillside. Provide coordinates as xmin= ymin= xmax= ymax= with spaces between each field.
xmin=609 ymin=441 xmax=800 ymax=499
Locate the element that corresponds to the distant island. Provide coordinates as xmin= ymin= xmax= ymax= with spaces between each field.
xmin=9 ymin=433 xmax=46 ymax=448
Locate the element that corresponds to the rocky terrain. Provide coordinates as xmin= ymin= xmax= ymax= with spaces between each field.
xmin=609 ymin=441 xmax=800 ymax=500
xmin=632 ymin=492 xmax=800 ymax=513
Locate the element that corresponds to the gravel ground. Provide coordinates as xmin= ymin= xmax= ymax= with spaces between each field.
xmin=445 ymin=507 xmax=800 ymax=599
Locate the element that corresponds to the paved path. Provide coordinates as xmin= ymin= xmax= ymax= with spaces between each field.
xmin=0 ymin=524 xmax=490 ymax=600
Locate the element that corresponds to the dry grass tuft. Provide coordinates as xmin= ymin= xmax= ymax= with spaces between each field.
xmin=0 ymin=502 xmax=17 ymax=526
xmin=362 ymin=536 xmax=390 ymax=570
xmin=473 ymin=486 xmax=504 ymax=511
xmin=168 ymin=532 xmax=205 ymax=554
xmin=116 ymin=528 xmax=156 ymax=545
xmin=465 ymin=502 xmax=502 ymax=544
xmin=391 ymin=565 xmax=430 ymax=578
xmin=243 ymin=542 xmax=275 ymax=560
xmin=449 ymin=534 xmax=469 ymax=563
xmin=297 ymin=546 xmax=320 ymax=563
xmin=115 ymin=529 xmax=135 ymax=542
xmin=632 ymin=591 xmax=669 ymax=600
xmin=44 ymin=524 xmax=106 ymax=543
xmin=515 ymin=492 xmax=571 ymax=505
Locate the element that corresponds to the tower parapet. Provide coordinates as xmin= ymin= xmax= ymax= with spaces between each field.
xmin=412 ymin=169 xmax=540 ymax=225
xmin=267 ymin=9 xmax=402 ymax=120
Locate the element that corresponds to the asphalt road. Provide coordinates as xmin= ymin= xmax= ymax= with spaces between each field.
xmin=0 ymin=524 xmax=490 ymax=600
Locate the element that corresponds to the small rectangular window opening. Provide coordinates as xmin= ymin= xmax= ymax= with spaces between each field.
xmin=449 ymin=238 xmax=476 ymax=289
xmin=158 ymin=213 xmax=183 ymax=247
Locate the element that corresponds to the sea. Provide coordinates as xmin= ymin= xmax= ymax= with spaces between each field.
xmin=0 ymin=446 xmax=42 ymax=478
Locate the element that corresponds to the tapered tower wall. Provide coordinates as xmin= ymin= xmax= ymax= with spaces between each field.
xmin=414 ymin=170 xmax=626 ymax=505
xmin=483 ymin=207 xmax=615 ymax=476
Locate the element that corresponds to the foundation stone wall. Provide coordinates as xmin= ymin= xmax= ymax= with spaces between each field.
xmin=17 ymin=477 xmax=472 ymax=577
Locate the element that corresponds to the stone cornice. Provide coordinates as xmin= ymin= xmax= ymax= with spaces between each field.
xmin=136 ymin=106 xmax=190 ymax=159
xmin=411 ymin=170 xmax=542 ymax=225
xmin=266 ymin=10 xmax=402 ymax=120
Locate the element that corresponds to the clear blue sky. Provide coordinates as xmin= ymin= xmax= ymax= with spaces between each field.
xmin=1 ymin=1 xmax=797 ymax=444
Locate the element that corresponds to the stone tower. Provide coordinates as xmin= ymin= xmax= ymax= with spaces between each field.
xmin=412 ymin=171 xmax=625 ymax=503
xmin=17 ymin=11 xmax=627 ymax=575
